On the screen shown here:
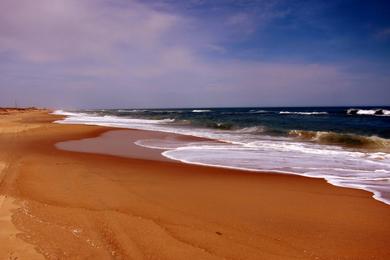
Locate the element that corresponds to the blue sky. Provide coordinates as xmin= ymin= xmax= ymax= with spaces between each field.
xmin=161 ymin=0 xmax=390 ymax=62
xmin=0 ymin=0 xmax=389 ymax=108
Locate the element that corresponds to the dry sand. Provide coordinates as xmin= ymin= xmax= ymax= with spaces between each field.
xmin=0 ymin=110 xmax=390 ymax=259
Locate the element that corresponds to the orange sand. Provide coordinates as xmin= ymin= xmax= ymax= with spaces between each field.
xmin=0 ymin=110 xmax=389 ymax=259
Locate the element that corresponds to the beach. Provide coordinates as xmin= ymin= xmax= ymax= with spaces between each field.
xmin=1 ymin=109 xmax=390 ymax=259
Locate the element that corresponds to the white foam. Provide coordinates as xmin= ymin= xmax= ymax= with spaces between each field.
xmin=358 ymin=109 xmax=377 ymax=115
xmin=249 ymin=110 xmax=269 ymax=113
xmin=192 ymin=109 xmax=211 ymax=113
xmin=162 ymin=143 xmax=390 ymax=205
xmin=54 ymin=110 xmax=174 ymax=126
xmin=279 ymin=111 xmax=328 ymax=115
xmin=347 ymin=108 xmax=390 ymax=116
xmin=53 ymin=110 xmax=88 ymax=117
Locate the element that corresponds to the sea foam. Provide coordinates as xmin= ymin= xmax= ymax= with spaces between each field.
xmin=347 ymin=108 xmax=390 ymax=116
xmin=192 ymin=109 xmax=211 ymax=113
xmin=279 ymin=111 xmax=328 ymax=115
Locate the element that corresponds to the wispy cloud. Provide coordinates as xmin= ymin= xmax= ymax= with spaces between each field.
xmin=375 ymin=28 xmax=390 ymax=40
xmin=0 ymin=0 xmax=389 ymax=108
xmin=0 ymin=0 xmax=183 ymax=62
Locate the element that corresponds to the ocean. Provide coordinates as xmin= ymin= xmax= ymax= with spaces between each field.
xmin=54 ymin=107 xmax=390 ymax=205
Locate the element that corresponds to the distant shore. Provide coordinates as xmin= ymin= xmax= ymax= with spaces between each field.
xmin=0 ymin=109 xmax=390 ymax=259
xmin=0 ymin=107 xmax=44 ymax=113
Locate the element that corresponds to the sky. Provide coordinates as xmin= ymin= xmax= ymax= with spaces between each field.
xmin=0 ymin=0 xmax=389 ymax=108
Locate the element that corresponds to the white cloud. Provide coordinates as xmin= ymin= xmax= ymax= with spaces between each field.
xmin=0 ymin=0 xmax=388 ymax=107
xmin=0 ymin=0 xmax=181 ymax=62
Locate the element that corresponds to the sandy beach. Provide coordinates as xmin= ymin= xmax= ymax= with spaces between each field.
xmin=0 ymin=109 xmax=390 ymax=259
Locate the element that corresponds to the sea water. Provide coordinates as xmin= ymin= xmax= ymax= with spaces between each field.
xmin=54 ymin=107 xmax=390 ymax=205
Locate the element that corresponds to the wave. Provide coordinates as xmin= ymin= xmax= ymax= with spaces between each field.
xmin=235 ymin=126 xmax=266 ymax=134
xmin=118 ymin=109 xmax=146 ymax=113
xmin=192 ymin=109 xmax=211 ymax=113
xmin=233 ymin=126 xmax=287 ymax=136
xmin=203 ymin=122 xmax=233 ymax=130
xmin=52 ymin=110 xmax=88 ymax=117
xmin=347 ymin=108 xmax=390 ymax=116
xmin=249 ymin=110 xmax=270 ymax=114
xmin=289 ymin=130 xmax=390 ymax=151
xmin=161 ymin=140 xmax=390 ymax=205
xmin=53 ymin=110 xmax=175 ymax=125
xmin=150 ymin=110 xmax=184 ymax=113
xmin=280 ymin=111 xmax=328 ymax=115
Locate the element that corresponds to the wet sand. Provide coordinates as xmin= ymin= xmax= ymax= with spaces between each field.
xmin=0 ymin=110 xmax=390 ymax=259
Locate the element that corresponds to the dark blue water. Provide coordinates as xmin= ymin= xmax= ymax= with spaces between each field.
xmin=85 ymin=107 xmax=390 ymax=147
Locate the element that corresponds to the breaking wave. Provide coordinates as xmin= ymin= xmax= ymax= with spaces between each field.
xmin=289 ymin=130 xmax=390 ymax=151
xmin=280 ymin=111 xmax=328 ymax=115
xmin=118 ymin=109 xmax=146 ymax=113
xmin=347 ymin=108 xmax=390 ymax=116
xmin=249 ymin=110 xmax=270 ymax=114
xmin=192 ymin=109 xmax=211 ymax=113
xmin=235 ymin=126 xmax=266 ymax=134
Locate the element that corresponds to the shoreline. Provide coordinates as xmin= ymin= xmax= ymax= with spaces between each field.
xmin=54 ymin=110 xmax=390 ymax=206
xmin=1 ymin=110 xmax=390 ymax=259
xmin=58 ymin=127 xmax=390 ymax=206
